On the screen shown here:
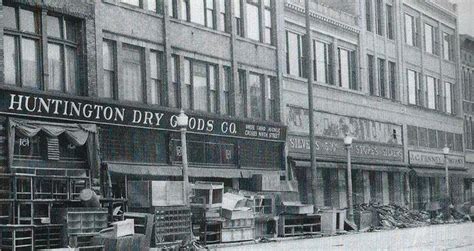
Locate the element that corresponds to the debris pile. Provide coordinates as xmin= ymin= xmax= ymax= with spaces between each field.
xmin=355 ymin=203 xmax=430 ymax=229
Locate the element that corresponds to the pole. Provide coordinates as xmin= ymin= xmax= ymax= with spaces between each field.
xmin=346 ymin=145 xmax=354 ymax=222
xmin=444 ymin=154 xmax=449 ymax=200
xmin=305 ymin=0 xmax=318 ymax=207
xmin=181 ymin=127 xmax=189 ymax=206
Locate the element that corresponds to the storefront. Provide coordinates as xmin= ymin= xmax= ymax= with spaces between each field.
xmin=408 ymin=150 xmax=469 ymax=209
xmin=286 ymin=106 xmax=407 ymax=209
xmin=0 ymin=89 xmax=287 ymax=200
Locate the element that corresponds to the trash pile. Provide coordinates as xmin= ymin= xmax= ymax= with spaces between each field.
xmin=355 ymin=203 xmax=471 ymax=231
xmin=355 ymin=203 xmax=430 ymax=229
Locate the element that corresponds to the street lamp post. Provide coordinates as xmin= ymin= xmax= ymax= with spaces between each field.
xmin=344 ymin=135 xmax=354 ymax=222
xmin=443 ymin=145 xmax=450 ymax=200
xmin=177 ymin=110 xmax=189 ymax=206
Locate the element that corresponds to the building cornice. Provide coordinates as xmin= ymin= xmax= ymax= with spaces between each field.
xmin=285 ymin=2 xmax=359 ymax=34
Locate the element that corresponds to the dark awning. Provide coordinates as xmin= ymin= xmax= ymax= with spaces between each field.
xmin=292 ymin=160 xmax=409 ymax=172
xmin=411 ymin=168 xmax=469 ymax=177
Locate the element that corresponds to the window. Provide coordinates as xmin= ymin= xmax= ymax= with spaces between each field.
xmin=170 ymin=55 xmax=180 ymax=108
xmin=47 ymin=15 xmax=80 ymax=94
xmin=222 ymin=66 xmax=232 ymax=115
xmin=407 ymin=125 xmax=418 ymax=146
xmin=182 ymin=0 xmax=215 ymax=28
xmin=426 ymin=76 xmax=436 ymax=109
xmin=424 ymin=23 xmax=437 ymax=54
xmin=193 ymin=61 xmax=208 ymax=111
xmin=183 ymin=58 xmax=192 ymax=109
xmin=264 ymin=0 xmax=273 ymax=44
xmin=366 ymin=0 xmax=372 ymax=32
xmin=443 ymin=33 xmax=453 ymax=61
xmin=249 ymin=73 xmax=264 ymax=119
xmin=219 ymin=0 xmax=228 ymax=32
xmin=313 ymin=41 xmax=331 ymax=84
xmin=375 ymin=0 xmax=384 ymax=36
xmin=407 ymin=69 xmax=419 ymax=105
xmin=378 ymin=58 xmax=386 ymax=97
xmin=338 ymin=48 xmax=357 ymax=90
xmin=169 ymin=0 xmax=178 ymax=18
xmin=266 ymin=76 xmax=276 ymax=121
xmin=386 ymin=4 xmax=394 ymax=39
xmin=388 ymin=61 xmax=396 ymax=99
xmin=122 ymin=44 xmax=144 ymax=102
xmin=150 ymin=51 xmax=164 ymax=105
xmin=101 ymin=40 xmax=115 ymax=98
xmin=286 ymin=31 xmax=303 ymax=77
xmin=235 ymin=0 xmax=243 ymax=36
xmin=184 ymin=60 xmax=218 ymax=112
xmin=3 ymin=7 xmax=41 ymax=89
xmin=205 ymin=0 xmax=216 ymax=29
xmin=445 ymin=82 xmax=454 ymax=114
xmin=209 ymin=65 xmax=218 ymax=113
xmin=3 ymin=6 xmax=82 ymax=94
xmin=238 ymin=70 xmax=247 ymax=116
xmin=437 ymin=130 xmax=446 ymax=148
xmin=405 ymin=14 xmax=416 ymax=46
xmin=246 ymin=0 xmax=261 ymax=41
xmin=368 ymin=55 xmax=375 ymax=95
xmin=147 ymin=0 xmax=164 ymax=13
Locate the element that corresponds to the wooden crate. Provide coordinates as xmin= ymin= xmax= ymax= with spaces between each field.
xmin=154 ymin=206 xmax=192 ymax=247
xmin=222 ymin=218 xmax=254 ymax=229
xmin=221 ymin=227 xmax=255 ymax=243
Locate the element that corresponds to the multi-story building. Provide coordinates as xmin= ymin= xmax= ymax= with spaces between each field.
xmin=0 ymin=0 xmax=287 ymax=246
xmin=461 ymin=34 xmax=474 ymax=203
xmin=283 ymin=0 xmax=469 ymax=210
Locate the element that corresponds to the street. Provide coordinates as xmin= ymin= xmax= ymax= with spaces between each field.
xmin=217 ymin=223 xmax=474 ymax=251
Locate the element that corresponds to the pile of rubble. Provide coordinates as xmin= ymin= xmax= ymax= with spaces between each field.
xmin=355 ymin=203 xmax=431 ymax=229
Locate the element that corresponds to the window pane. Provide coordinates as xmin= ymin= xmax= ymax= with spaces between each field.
xmin=426 ymin=76 xmax=435 ymax=109
xmin=4 ymin=6 xmax=17 ymax=30
xmin=148 ymin=0 xmax=157 ymax=11
xmin=183 ymin=59 xmax=192 ymax=109
xmin=234 ymin=0 xmax=241 ymax=18
xmin=264 ymin=9 xmax=272 ymax=44
xmin=193 ymin=62 xmax=208 ymax=111
xmin=190 ymin=0 xmax=205 ymax=25
xmin=48 ymin=43 xmax=64 ymax=91
xmin=446 ymin=82 xmax=452 ymax=113
xmin=209 ymin=65 xmax=217 ymax=113
xmin=21 ymin=38 xmax=40 ymax=89
xmin=249 ymin=73 xmax=263 ymax=119
xmin=287 ymin=32 xmax=300 ymax=76
xmin=246 ymin=3 xmax=260 ymax=41
xmin=47 ymin=15 xmax=62 ymax=38
xmin=122 ymin=45 xmax=144 ymax=102
xmin=378 ymin=58 xmax=385 ymax=97
xmin=19 ymin=9 xmax=37 ymax=33
xmin=66 ymin=46 xmax=78 ymax=94
xmin=65 ymin=19 xmax=79 ymax=42
xmin=405 ymin=14 xmax=414 ymax=46
xmin=437 ymin=131 xmax=446 ymax=148
xmin=424 ymin=24 xmax=433 ymax=53
xmin=315 ymin=41 xmax=327 ymax=83
xmin=443 ymin=33 xmax=450 ymax=60
xmin=150 ymin=51 xmax=161 ymax=105
xmin=121 ymin=0 xmax=140 ymax=6
xmin=4 ymin=35 xmax=18 ymax=85
xmin=339 ymin=49 xmax=350 ymax=88
xmin=101 ymin=41 xmax=115 ymax=98
xmin=408 ymin=70 xmax=417 ymax=104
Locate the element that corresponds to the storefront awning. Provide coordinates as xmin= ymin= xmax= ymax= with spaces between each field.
xmin=411 ymin=168 xmax=469 ymax=177
xmin=292 ymin=160 xmax=409 ymax=172
xmin=107 ymin=163 xmax=279 ymax=179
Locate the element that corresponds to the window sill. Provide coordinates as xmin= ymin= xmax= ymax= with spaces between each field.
xmin=236 ymin=36 xmax=276 ymax=50
xmin=406 ymin=103 xmax=457 ymax=117
xmin=442 ymin=58 xmax=455 ymax=65
xmin=367 ymin=94 xmax=400 ymax=104
xmin=170 ymin=18 xmax=231 ymax=38
xmin=103 ymin=0 xmax=164 ymax=19
xmin=404 ymin=44 xmax=421 ymax=50
xmin=283 ymin=74 xmax=364 ymax=96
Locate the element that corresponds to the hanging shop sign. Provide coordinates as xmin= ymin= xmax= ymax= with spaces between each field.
xmin=288 ymin=134 xmax=404 ymax=163
xmin=0 ymin=90 xmax=286 ymax=141
xmin=408 ymin=150 xmax=465 ymax=169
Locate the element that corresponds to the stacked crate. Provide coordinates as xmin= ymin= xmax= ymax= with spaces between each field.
xmin=278 ymin=214 xmax=321 ymax=237
xmin=221 ymin=217 xmax=255 ymax=242
xmin=247 ymin=194 xmax=278 ymax=239
xmin=154 ymin=206 xmax=192 ymax=248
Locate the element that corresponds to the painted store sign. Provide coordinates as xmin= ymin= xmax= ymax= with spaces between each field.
xmin=409 ymin=150 xmax=465 ymax=169
xmin=288 ymin=134 xmax=404 ymax=163
xmin=0 ymin=89 xmax=286 ymax=141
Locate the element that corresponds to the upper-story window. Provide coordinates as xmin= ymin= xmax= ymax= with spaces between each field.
xmin=183 ymin=59 xmax=218 ymax=113
xmin=222 ymin=66 xmax=232 ymax=115
xmin=407 ymin=69 xmax=421 ymax=105
xmin=338 ymin=48 xmax=357 ymax=90
xmin=378 ymin=58 xmax=386 ymax=97
xmin=404 ymin=13 xmax=418 ymax=47
xmin=122 ymin=44 xmax=145 ymax=102
xmin=235 ymin=0 xmax=243 ymax=36
xmin=443 ymin=32 xmax=454 ymax=61
xmin=424 ymin=23 xmax=439 ymax=55
xmin=182 ymin=0 xmax=216 ymax=29
xmin=246 ymin=0 xmax=260 ymax=41
xmin=366 ymin=0 xmax=373 ymax=32
xmin=102 ymin=40 xmax=116 ymax=99
xmin=313 ymin=40 xmax=332 ymax=84
xmin=425 ymin=75 xmax=438 ymax=110
xmin=3 ymin=5 xmax=82 ymax=95
xmin=264 ymin=0 xmax=273 ymax=44
xmin=266 ymin=76 xmax=276 ymax=121
xmin=249 ymin=73 xmax=264 ymax=119
xmin=286 ymin=31 xmax=304 ymax=78
xmin=386 ymin=4 xmax=394 ymax=39
xmin=368 ymin=54 xmax=375 ymax=95
xmin=445 ymin=82 xmax=454 ymax=114
xmin=120 ymin=0 xmax=164 ymax=13
xmin=219 ymin=0 xmax=228 ymax=32
xmin=150 ymin=51 xmax=164 ymax=105
xmin=375 ymin=0 xmax=384 ymax=36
